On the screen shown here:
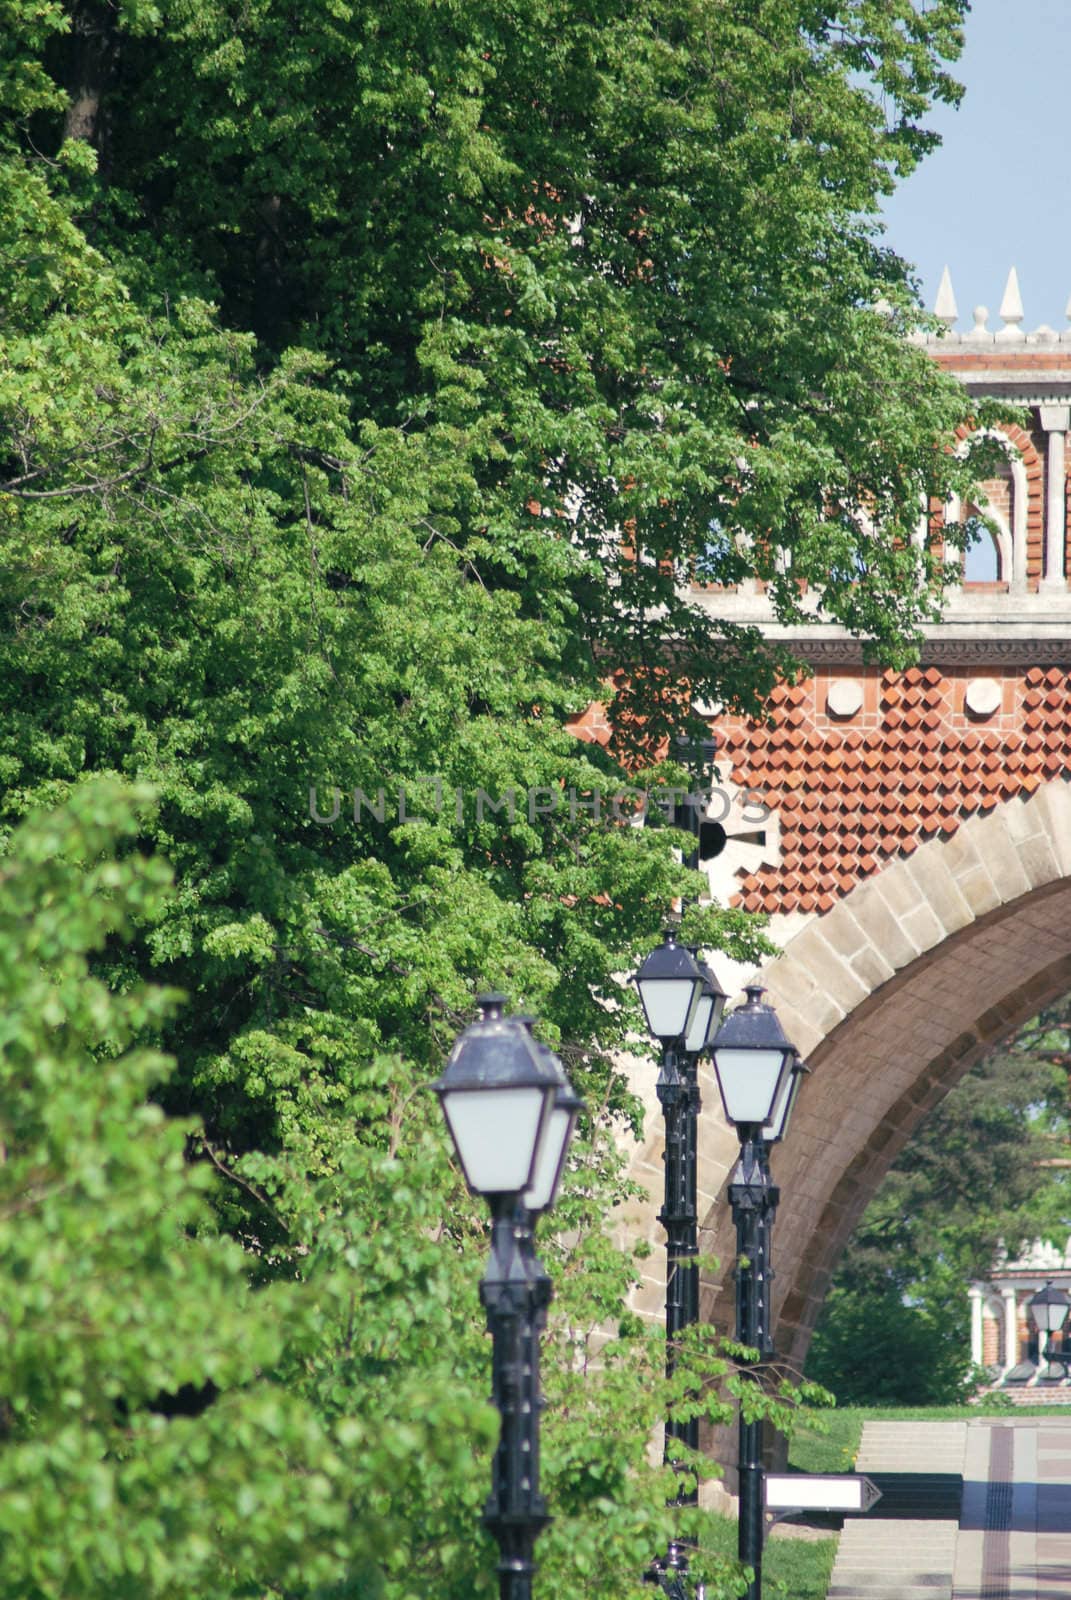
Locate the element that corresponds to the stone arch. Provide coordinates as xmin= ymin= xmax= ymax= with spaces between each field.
xmin=1001 ymin=422 xmax=1045 ymax=584
xmin=694 ymin=777 xmax=1071 ymax=1376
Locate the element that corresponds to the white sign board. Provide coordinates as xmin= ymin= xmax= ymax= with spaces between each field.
xmin=764 ymin=1474 xmax=881 ymax=1513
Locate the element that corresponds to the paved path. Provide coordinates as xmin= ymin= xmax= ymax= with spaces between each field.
xmin=824 ymin=1416 xmax=1071 ymax=1600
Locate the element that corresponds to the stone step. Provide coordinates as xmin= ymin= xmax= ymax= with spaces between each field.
xmin=829 ymin=1586 xmax=953 ymax=1595
xmin=826 ymin=1587 xmax=947 ymax=1600
xmin=855 ymin=1451 xmax=964 ymax=1461
xmin=828 ymin=1590 xmax=952 ymax=1600
xmin=832 ymin=1575 xmax=954 ymax=1584
xmin=836 ymin=1535 xmax=958 ymax=1546
xmin=828 ymin=1568 xmax=956 ymax=1587
xmin=832 ymin=1546 xmax=958 ymax=1557
xmin=838 ymin=1522 xmax=959 ymax=1530
xmin=832 ymin=1548 xmax=954 ymax=1561
xmin=839 ymin=1538 xmax=958 ymax=1547
xmin=833 ymin=1562 xmax=955 ymax=1573
xmin=834 ymin=1549 xmax=958 ymax=1558
xmin=858 ymin=1434 xmax=964 ymax=1451
xmin=834 ymin=1550 xmax=958 ymax=1559
xmin=826 ymin=1426 xmax=966 ymax=1600
xmin=861 ymin=1427 xmax=963 ymax=1434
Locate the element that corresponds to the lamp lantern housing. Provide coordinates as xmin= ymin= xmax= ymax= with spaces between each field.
xmin=1029 ymin=1281 xmax=1071 ymax=1336
xmin=434 ymin=995 xmax=560 ymax=1196
xmin=634 ymin=931 xmax=704 ymax=1044
xmin=710 ymin=985 xmax=797 ymax=1131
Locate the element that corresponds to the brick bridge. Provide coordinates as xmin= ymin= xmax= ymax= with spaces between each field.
xmin=608 ymin=272 xmax=1071 ymax=1394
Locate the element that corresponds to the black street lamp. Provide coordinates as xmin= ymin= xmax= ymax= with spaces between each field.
xmin=710 ymin=987 xmax=800 ymax=1600
xmin=634 ymin=932 xmax=727 ymax=1597
xmin=1029 ymin=1282 xmax=1071 ymax=1378
xmin=435 ymin=995 xmax=579 ymax=1600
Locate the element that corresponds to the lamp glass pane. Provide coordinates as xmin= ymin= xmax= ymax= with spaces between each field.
xmin=762 ymin=1061 xmax=796 ymax=1142
xmin=524 ymin=1101 xmax=577 ymax=1212
xmin=441 ymin=1085 xmax=548 ymax=1193
xmin=685 ymin=990 xmax=715 ymax=1054
xmin=638 ymin=976 xmax=700 ymax=1041
xmin=782 ymin=1065 xmax=805 ymax=1138
xmin=714 ymin=1046 xmax=788 ymax=1125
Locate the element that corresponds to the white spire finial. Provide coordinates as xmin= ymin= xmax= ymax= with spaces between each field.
xmin=997 ymin=267 xmax=1024 ymax=340
xmin=934 ymin=265 xmax=957 ymax=327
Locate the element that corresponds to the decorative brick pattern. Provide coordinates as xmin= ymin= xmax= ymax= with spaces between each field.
xmin=714 ymin=665 xmax=1071 ymax=915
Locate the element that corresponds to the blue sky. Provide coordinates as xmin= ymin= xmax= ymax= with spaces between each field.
xmin=878 ymin=0 xmax=1071 ymax=333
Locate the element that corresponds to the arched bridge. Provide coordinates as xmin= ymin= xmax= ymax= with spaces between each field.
xmin=611 ymin=274 xmax=1071 ymax=1387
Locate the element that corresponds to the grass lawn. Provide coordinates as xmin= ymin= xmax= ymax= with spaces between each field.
xmin=701 ymin=1510 xmax=837 ymax=1600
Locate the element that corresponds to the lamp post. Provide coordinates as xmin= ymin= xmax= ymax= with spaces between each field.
xmin=434 ymin=995 xmax=579 ymax=1600
xmin=1028 ymin=1282 xmax=1071 ymax=1379
xmin=709 ymin=987 xmax=801 ymax=1600
xmin=634 ymin=932 xmax=727 ymax=1596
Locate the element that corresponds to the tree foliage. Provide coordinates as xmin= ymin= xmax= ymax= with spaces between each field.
xmin=0 ymin=0 xmax=1007 ymax=1590
xmin=0 ymin=781 xmax=413 ymax=1597
xmin=10 ymin=0 xmax=999 ymax=743
xmin=807 ymin=1005 xmax=1071 ymax=1406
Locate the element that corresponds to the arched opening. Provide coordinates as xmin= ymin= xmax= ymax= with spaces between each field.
xmin=803 ymin=990 xmax=1071 ymax=1404
xmin=947 ymin=436 xmax=1026 ymax=592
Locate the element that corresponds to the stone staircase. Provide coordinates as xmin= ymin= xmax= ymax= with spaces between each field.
xmin=825 ymin=1422 xmax=966 ymax=1600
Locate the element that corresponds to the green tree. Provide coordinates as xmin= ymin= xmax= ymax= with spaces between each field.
xmin=807 ymin=1008 xmax=1071 ymax=1405
xmin=0 ymin=779 xmax=466 ymax=1598
xmin=14 ymin=0 xmax=1001 ymax=742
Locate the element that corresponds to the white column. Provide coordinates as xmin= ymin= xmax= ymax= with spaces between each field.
xmin=1011 ymin=460 xmax=1029 ymax=593
xmin=969 ymin=1285 xmax=985 ymax=1367
xmin=1003 ymin=1287 xmax=1020 ymax=1369
xmin=1039 ymin=404 xmax=1069 ymax=589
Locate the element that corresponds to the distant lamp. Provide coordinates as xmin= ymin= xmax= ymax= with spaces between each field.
xmin=634 ymin=931 xmax=704 ymax=1044
xmin=1029 ymin=1282 xmax=1071 ymax=1380
xmin=710 ymin=985 xmax=797 ymax=1131
xmin=433 ymin=994 xmax=560 ymax=1195
xmin=1029 ymin=1282 xmax=1071 ymax=1337
xmin=684 ymin=956 xmax=729 ymax=1055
